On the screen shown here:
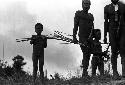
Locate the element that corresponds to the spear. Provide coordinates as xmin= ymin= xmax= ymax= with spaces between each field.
xmin=16 ymin=34 xmax=60 ymax=42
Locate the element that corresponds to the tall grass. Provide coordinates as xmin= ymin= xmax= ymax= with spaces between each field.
xmin=0 ymin=69 xmax=118 ymax=85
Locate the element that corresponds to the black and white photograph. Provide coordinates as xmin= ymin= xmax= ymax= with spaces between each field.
xmin=0 ymin=0 xmax=125 ymax=85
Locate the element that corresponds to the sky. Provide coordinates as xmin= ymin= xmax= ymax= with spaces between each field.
xmin=0 ymin=0 xmax=125 ymax=78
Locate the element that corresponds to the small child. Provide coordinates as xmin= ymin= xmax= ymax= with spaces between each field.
xmin=91 ymin=29 xmax=106 ymax=76
xmin=30 ymin=23 xmax=47 ymax=84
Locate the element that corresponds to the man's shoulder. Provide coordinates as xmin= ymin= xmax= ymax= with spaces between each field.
xmin=104 ymin=4 xmax=113 ymax=13
xmin=88 ymin=13 xmax=94 ymax=17
xmin=104 ymin=4 xmax=111 ymax=10
xmin=118 ymin=1 xmax=125 ymax=5
xmin=118 ymin=1 xmax=125 ymax=9
xmin=75 ymin=10 xmax=82 ymax=13
xmin=75 ymin=10 xmax=82 ymax=16
xmin=87 ymin=13 xmax=94 ymax=21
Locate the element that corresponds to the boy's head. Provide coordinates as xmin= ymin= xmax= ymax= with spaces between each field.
xmin=93 ymin=29 xmax=101 ymax=40
xmin=35 ymin=23 xmax=43 ymax=35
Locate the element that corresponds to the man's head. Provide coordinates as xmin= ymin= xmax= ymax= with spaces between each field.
xmin=111 ymin=0 xmax=119 ymax=5
xmin=93 ymin=29 xmax=101 ymax=40
xmin=35 ymin=23 xmax=43 ymax=35
xmin=82 ymin=0 xmax=91 ymax=12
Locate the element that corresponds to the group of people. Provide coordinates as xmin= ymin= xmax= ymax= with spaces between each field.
xmin=73 ymin=0 xmax=125 ymax=80
xmin=29 ymin=0 xmax=125 ymax=84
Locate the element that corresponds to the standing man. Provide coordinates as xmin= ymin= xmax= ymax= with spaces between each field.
xmin=104 ymin=0 xmax=125 ymax=79
xmin=73 ymin=0 xmax=94 ymax=77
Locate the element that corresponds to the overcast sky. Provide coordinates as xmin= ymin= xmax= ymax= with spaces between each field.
xmin=0 ymin=0 xmax=125 ymax=78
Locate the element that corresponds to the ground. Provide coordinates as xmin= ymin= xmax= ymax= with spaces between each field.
xmin=1 ymin=75 xmax=125 ymax=85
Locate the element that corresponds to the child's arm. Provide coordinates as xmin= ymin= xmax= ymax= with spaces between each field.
xmin=44 ymin=37 xmax=47 ymax=48
xmin=30 ymin=40 xmax=34 ymax=45
xmin=30 ymin=35 xmax=36 ymax=45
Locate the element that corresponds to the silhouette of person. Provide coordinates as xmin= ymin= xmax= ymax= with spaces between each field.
xmin=104 ymin=0 xmax=125 ymax=79
xmin=91 ymin=29 xmax=106 ymax=76
xmin=30 ymin=23 xmax=47 ymax=84
xmin=73 ymin=0 xmax=94 ymax=77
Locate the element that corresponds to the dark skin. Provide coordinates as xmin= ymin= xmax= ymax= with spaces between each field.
xmin=104 ymin=0 xmax=119 ymax=44
xmin=95 ymin=31 xmax=101 ymax=41
xmin=30 ymin=26 xmax=43 ymax=45
xmin=91 ymin=30 xmax=104 ymax=76
xmin=31 ymin=25 xmax=46 ymax=84
xmin=103 ymin=0 xmax=125 ymax=79
xmin=111 ymin=0 xmax=119 ymax=5
xmin=82 ymin=0 xmax=91 ymax=13
xmin=73 ymin=0 xmax=94 ymax=77
xmin=73 ymin=0 xmax=91 ymax=44
xmin=35 ymin=26 xmax=43 ymax=35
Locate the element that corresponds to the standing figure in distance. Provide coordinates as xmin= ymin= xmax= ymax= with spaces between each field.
xmin=73 ymin=0 xmax=94 ymax=77
xmin=30 ymin=23 xmax=47 ymax=84
xmin=104 ymin=0 xmax=125 ymax=79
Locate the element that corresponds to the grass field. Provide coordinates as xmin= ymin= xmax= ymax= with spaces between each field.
xmin=0 ymin=59 xmax=125 ymax=85
xmin=0 ymin=73 xmax=125 ymax=85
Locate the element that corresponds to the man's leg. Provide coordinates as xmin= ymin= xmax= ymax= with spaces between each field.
xmin=32 ymin=54 xmax=38 ymax=83
xmin=110 ymin=41 xmax=119 ymax=78
xmin=109 ymin=30 xmax=119 ymax=79
xmin=111 ymin=52 xmax=119 ymax=77
xmin=120 ymin=35 xmax=125 ymax=78
xmin=80 ymin=45 xmax=91 ymax=77
xmin=121 ymin=58 xmax=125 ymax=78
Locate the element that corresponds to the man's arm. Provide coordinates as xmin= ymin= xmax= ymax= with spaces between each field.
xmin=104 ymin=5 xmax=109 ymax=44
xmin=73 ymin=11 xmax=80 ymax=43
xmin=88 ymin=13 xmax=94 ymax=40
xmin=124 ymin=4 xmax=125 ymax=22
xmin=44 ymin=37 xmax=47 ymax=48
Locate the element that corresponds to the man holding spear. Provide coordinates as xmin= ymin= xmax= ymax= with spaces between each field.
xmin=73 ymin=0 xmax=94 ymax=78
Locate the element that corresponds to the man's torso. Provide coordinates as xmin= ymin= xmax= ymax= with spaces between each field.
xmin=105 ymin=2 xmax=125 ymax=29
xmin=75 ymin=10 xmax=94 ymax=38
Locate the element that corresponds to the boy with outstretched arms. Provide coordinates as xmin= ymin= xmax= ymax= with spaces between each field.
xmin=30 ymin=23 xmax=47 ymax=84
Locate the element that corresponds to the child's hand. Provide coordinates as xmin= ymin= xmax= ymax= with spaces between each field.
xmin=30 ymin=40 xmax=33 ymax=44
xmin=104 ymin=37 xmax=107 ymax=44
